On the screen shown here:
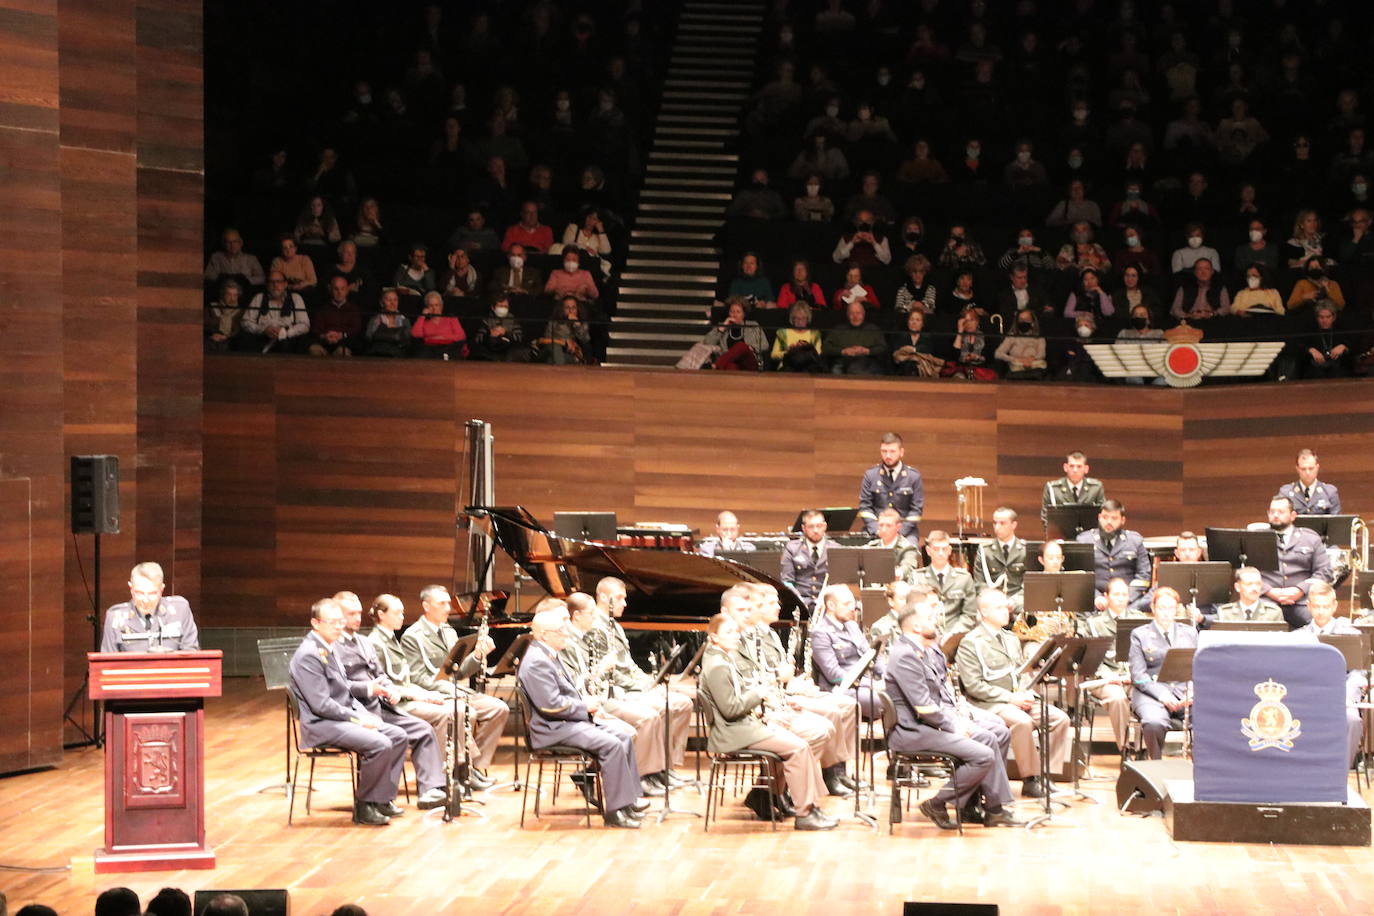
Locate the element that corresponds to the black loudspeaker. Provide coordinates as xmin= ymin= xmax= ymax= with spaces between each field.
xmin=904 ymin=904 xmax=998 ymax=915
xmin=71 ymin=455 xmax=120 ymax=535
xmin=1116 ymin=758 xmax=1193 ymax=814
xmin=193 ymin=889 xmax=289 ymax=916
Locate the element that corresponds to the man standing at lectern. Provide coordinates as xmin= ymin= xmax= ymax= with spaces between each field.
xmin=858 ymin=432 xmax=923 ymax=544
xmin=101 ymin=561 xmax=199 ymax=653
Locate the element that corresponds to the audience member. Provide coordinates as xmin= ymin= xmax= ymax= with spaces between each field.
xmin=293 ymin=195 xmax=342 ymax=249
xmin=501 ymin=201 xmax=555 ymax=253
xmin=1233 ymin=220 xmax=1280 ymax=273
xmin=205 ymin=278 xmax=244 ymax=352
xmin=365 ymin=289 xmax=412 ymax=357
xmin=204 ymin=227 xmax=264 ymax=288
xmin=832 ymin=209 xmax=892 ymax=268
xmin=824 ymin=300 xmax=886 ymax=375
xmin=309 ymin=275 xmax=364 ymax=356
xmin=726 ymin=252 xmax=775 ymax=307
xmin=1288 ymin=257 xmax=1346 ymax=312
xmin=698 ymin=299 xmax=767 ymax=371
xmin=942 ymin=308 xmax=995 ymax=381
xmin=994 ymin=309 xmax=1047 ymax=380
xmin=1170 ymin=259 xmax=1231 ymax=320
xmin=470 ymin=294 xmax=528 ymax=362
xmin=95 ymin=886 xmax=140 ymax=916
xmin=1170 ymin=223 xmax=1221 ymax=274
xmin=411 ymin=291 xmax=468 ymax=359
xmin=145 ymin=887 xmax=193 ymax=916
xmin=391 ymin=244 xmax=437 ymax=300
xmin=535 ymin=296 xmax=592 ymax=365
xmin=890 ymin=309 xmax=941 ymax=377
xmin=831 ymin=264 xmax=881 ymax=311
xmin=1231 ymin=266 xmax=1285 ymax=317
xmin=894 ymin=254 xmax=937 ymax=314
xmin=793 ymin=174 xmax=836 ymax=223
xmin=776 ymin=260 xmax=826 ymax=312
xmin=270 ymin=235 xmax=318 ymax=295
xmin=729 ymin=168 xmax=787 ymax=221
xmin=771 ymin=301 xmax=824 ymax=373
xmin=242 ymin=272 xmax=310 ymax=352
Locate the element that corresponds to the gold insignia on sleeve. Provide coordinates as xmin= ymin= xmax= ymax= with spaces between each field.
xmin=1240 ymin=679 xmax=1301 ymax=751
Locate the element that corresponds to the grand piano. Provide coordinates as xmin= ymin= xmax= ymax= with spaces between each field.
xmin=459 ymin=506 xmax=806 ymax=634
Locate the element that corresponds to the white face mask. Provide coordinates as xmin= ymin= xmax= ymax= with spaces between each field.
xmin=1126 ymin=236 xmax=1140 ymax=248
xmin=1018 ymin=235 xmax=1034 ymax=247
xmin=1248 ymin=229 xmax=1264 ymax=242
xmin=493 ymin=306 xmax=509 ymax=318
xmin=564 ymin=261 xmax=578 ymax=273
xmin=1246 ymin=275 xmax=1261 ymax=289
xmin=1356 ymin=183 xmax=1368 ymax=196
xmin=1076 ymin=324 xmax=1093 ymax=338
xmin=509 ymin=256 xmax=524 ymax=269
xmin=966 ymin=146 xmax=980 ymax=160
xmin=1187 ymin=237 xmax=1203 ymax=248
xmin=1068 ymin=155 xmax=1084 ymax=169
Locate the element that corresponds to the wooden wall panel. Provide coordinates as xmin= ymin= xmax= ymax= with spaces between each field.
xmin=0 ymin=0 xmax=65 ymax=773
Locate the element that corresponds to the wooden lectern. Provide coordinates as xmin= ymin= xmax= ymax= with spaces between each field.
xmin=88 ymin=650 xmax=222 ymax=873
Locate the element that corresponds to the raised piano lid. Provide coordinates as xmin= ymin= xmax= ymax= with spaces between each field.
xmin=464 ymin=505 xmax=806 ymax=623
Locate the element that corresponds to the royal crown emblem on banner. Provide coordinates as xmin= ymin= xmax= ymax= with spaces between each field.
xmin=1240 ymin=678 xmax=1302 ymax=751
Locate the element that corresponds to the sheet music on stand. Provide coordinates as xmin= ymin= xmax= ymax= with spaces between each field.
xmin=1318 ymin=634 xmax=1367 ymax=672
xmin=1044 ymin=505 xmax=1101 ymax=541
xmin=827 ymin=547 xmax=896 ymax=587
xmin=487 ymin=633 xmax=534 ymax=678
xmin=1295 ymin=514 xmax=1360 ymax=548
xmin=1205 ymin=527 xmax=1280 ymax=572
xmin=1113 ymin=618 xmax=1154 ymax=666
xmin=1016 ymin=637 xmax=1061 ymax=682
xmin=838 ymin=648 xmax=879 ymax=694
xmin=440 ymin=634 xmax=481 ymax=681
xmin=1155 ymin=562 xmax=1233 ymax=607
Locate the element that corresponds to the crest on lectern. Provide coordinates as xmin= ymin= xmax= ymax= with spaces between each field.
xmin=1240 ymin=678 xmax=1302 ymax=751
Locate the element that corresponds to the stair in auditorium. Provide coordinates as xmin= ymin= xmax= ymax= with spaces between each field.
xmin=603 ymin=0 xmax=764 ymax=368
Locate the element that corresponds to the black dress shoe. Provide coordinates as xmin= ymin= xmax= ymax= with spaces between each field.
xmin=743 ymin=787 xmax=774 ymax=821
xmin=416 ymin=788 xmax=448 ymax=810
xmin=660 ymin=769 xmax=689 ymax=787
xmin=823 ymin=770 xmax=854 ymax=798
xmin=352 ymin=802 xmax=391 ymax=827
xmin=983 ymin=808 xmax=1027 ymax=828
xmin=919 ymin=798 xmax=957 ymax=831
xmin=466 ymin=769 xmax=495 ymax=790
xmin=837 ymin=772 xmax=869 ymax=791
xmin=603 ymin=807 xmax=642 ymax=829
xmin=772 ymin=793 xmax=797 ymax=817
xmin=960 ymin=799 xmax=986 ymax=825
xmin=639 ymin=776 xmax=666 ymax=797
xmin=378 ymin=801 xmax=406 ymax=818
xmin=794 ymin=808 xmax=839 ymax=831
xmin=1021 ymin=776 xmax=1047 ymax=798
xmin=631 ymin=798 xmax=652 ymax=813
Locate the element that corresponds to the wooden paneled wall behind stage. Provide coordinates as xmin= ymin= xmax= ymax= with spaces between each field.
xmin=201 ymin=357 xmax=1374 ymax=628
xmin=0 ymin=0 xmax=203 ymax=772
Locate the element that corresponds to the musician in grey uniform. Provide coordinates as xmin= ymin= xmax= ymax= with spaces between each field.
xmin=1215 ymin=567 xmax=1285 ymax=623
xmin=1261 ymin=495 xmax=1333 ymax=628
xmin=810 ymin=584 xmax=886 ymax=721
xmin=973 ymin=508 xmax=1030 ymax=612
xmin=696 ymin=510 xmax=757 ymax=558
xmin=698 ymin=612 xmax=837 ymax=830
xmin=914 ymin=529 xmax=978 ymax=634
xmin=400 ymin=585 xmax=510 ymax=783
xmin=1294 ymin=582 xmax=1365 ymax=765
xmin=1079 ymin=578 xmax=1145 ymax=749
xmin=857 ymin=432 xmax=923 ymax=543
xmin=100 ymin=562 xmax=199 ymax=653
xmin=1128 ymin=588 xmax=1199 ymax=760
xmin=866 ymin=580 xmax=911 ymax=651
xmin=886 ymin=597 xmax=1023 ymax=830
xmin=288 ymin=599 xmax=409 ymax=826
xmin=517 ymin=605 xmax=647 ymax=828
xmin=563 ymin=592 xmax=669 ymax=796
xmin=332 ymin=592 xmax=448 ymax=809
xmin=593 ymin=577 xmax=694 ymax=782
xmin=1278 ymin=448 xmax=1342 ymax=515
xmin=955 ymin=588 xmax=1071 ymax=797
xmin=781 ymin=509 xmax=840 ymax=611
xmin=1076 ymin=500 xmax=1151 ymax=602
xmin=1040 ymin=450 xmax=1105 ymax=527
xmin=864 ymin=508 xmax=922 ymax=581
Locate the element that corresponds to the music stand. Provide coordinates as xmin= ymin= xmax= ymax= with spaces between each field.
xmin=256 ymin=636 xmax=308 ymax=796
xmin=1156 ymin=561 xmax=1234 ymax=610
xmin=645 ymin=643 xmax=699 ymax=822
xmin=838 ymin=645 xmax=882 ymax=829
xmin=1022 ymin=642 xmax=1070 ymax=829
xmin=1295 ymin=514 xmax=1359 ymax=548
xmin=1058 ymin=542 xmax=1096 ymax=573
xmin=1045 ymin=636 xmax=1112 ymax=800
xmin=1209 ymin=621 xmax=1288 ymax=633
xmin=1156 ymin=648 xmax=1197 ymax=757
xmin=1205 ymin=527 xmax=1279 ymax=572
xmin=1114 ymin=618 xmax=1153 ymax=664
xmin=1022 ymin=572 xmax=1096 ymax=629
xmin=554 ymin=511 xmax=618 ymax=541
xmin=1318 ymin=634 xmax=1367 ymax=672
xmin=790 ymin=507 xmax=859 ymax=534
xmin=720 ymin=549 xmax=776 ymax=571
xmin=1044 ymin=505 xmax=1101 ymax=541
xmin=827 ymin=546 xmax=896 ymax=588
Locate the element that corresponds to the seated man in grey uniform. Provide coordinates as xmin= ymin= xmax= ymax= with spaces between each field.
xmin=1040 ymin=450 xmax=1105 ymax=528
xmin=400 ymin=584 xmax=511 ymax=787
xmin=1295 ymin=582 xmax=1365 ymax=765
xmin=696 ymin=510 xmax=757 ymax=558
xmin=1215 ymin=566 xmax=1285 ymax=623
xmin=973 ymin=508 xmax=1031 ymax=613
xmin=886 ymin=594 xmax=1023 ymax=830
xmin=1077 ymin=499 xmax=1151 ymax=606
xmin=864 ymin=508 xmax=922 ymax=582
xmin=331 ymin=591 xmax=448 ymax=810
xmin=1128 ymin=587 xmax=1199 ymax=760
xmin=811 ymin=584 xmax=886 ymax=721
xmin=288 ymin=598 xmax=409 ymax=826
xmin=781 ymin=509 xmax=839 ymax=611
xmin=517 ymin=602 xmax=647 ymax=828
xmin=1278 ymin=448 xmax=1342 ymax=515
xmin=917 ymin=529 xmax=978 ymax=634
xmin=100 ymin=561 xmax=199 ymax=653
xmin=699 ymin=611 xmax=837 ymax=830
xmin=1261 ymin=495 xmax=1333 ymax=628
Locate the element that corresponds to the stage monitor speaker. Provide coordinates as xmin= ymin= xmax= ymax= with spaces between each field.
xmin=71 ymin=455 xmax=120 ymax=535
xmin=904 ymin=904 xmax=998 ymax=915
xmin=1116 ymin=758 xmax=1193 ymax=814
xmin=193 ymin=889 xmax=289 ymax=916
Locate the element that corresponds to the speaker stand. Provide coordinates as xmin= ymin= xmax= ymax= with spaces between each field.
xmin=63 ymin=532 xmax=103 ymax=749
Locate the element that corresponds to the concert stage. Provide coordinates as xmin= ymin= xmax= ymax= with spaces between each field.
xmin=4 ymin=678 xmax=1374 ymax=916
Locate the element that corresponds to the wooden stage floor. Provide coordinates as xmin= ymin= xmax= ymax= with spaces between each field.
xmin=3 ymin=678 xmax=1373 ymax=916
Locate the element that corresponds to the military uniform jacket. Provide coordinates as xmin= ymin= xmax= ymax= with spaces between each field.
xmin=1278 ymin=480 xmax=1342 ymax=515
xmin=596 ymin=615 xmax=655 ymax=693
xmin=1215 ymin=599 xmax=1285 ymax=623
xmin=1041 ymin=476 xmax=1106 ymax=524
xmin=1076 ymin=528 xmax=1151 ymax=593
xmin=858 ymin=463 xmax=924 ymax=540
xmin=954 ymin=623 xmax=1025 ymax=708
xmin=367 ymin=626 xmax=418 ymax=685
xmin=780 ymin=537 xmax=839 ymax=608
xmin=289 ymin=632 xmax=369 ymax=745
xmin=697 ymin=537 xmax=756 ymax=558
xmin=973 ymin=538 xmax=1028 ymax=597
xmin=1261 ymin=526 xmax=1333 ymax=595
xmin=698 ymin=645 xmax=771 ymax=752
xmin=1082 ymin=610 xmax=1147 ymax=678
xmin=864 ymin=537 xmax=922 ymax=581
xmin=400 ymin=616 xmax=484 ymax=694
xmin=516 ymin=640 xmax=593 ymax=748
xmin=913 ymin=564 xmax=979 ymax=633
xmin=811 ymin=613 xmax=885 ymax=690
xmin=886 ymin=635 xmax=958 ymax=732
xmin=1297 ymin=617 xmax=1361 ymax=636
xmin=101 ymin=596 xmax=199 ymax=653
xmin=1128 ymin=622 xmax=1198 ymax=704
xmin=333 ymin=632 xmax=394 ymax=714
